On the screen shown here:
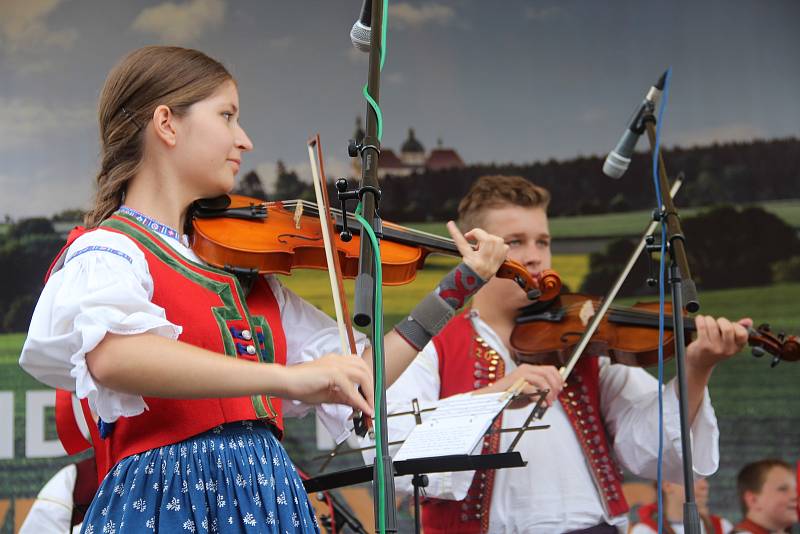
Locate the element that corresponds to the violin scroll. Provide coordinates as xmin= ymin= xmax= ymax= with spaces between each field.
xmin=495 ymin=264 xmax=561 ymax=301
xmin=748 ymin=324 xmax=800 ymax=367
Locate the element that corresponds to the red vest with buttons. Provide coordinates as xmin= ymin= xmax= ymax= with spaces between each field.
xmin=420 ymin=311 xmax=629 ymax=534
xmin=52 ymin=213 xmax=286 ymax=482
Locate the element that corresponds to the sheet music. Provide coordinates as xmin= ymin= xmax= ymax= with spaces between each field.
xmin=394 ymin=392 xmax=508 ymax=462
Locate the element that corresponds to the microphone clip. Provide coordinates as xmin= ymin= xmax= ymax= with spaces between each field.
xmin=335 ymin=178 xmax=383 ymax=243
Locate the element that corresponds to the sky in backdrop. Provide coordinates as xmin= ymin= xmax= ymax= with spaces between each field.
xmin=1 ymin=0 xmax=798 ymax=217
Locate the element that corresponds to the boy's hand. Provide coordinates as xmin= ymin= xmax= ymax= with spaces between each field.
xmin=447 ymin=221 xmax=509 ymax=280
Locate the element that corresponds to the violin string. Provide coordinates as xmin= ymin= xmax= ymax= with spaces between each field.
xmin=543 ymin=300 xmax=696 ymax=329
xmin=285 ymin=200 xmax=458 ymax=251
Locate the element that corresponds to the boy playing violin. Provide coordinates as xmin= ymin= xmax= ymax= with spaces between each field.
xmin=373 ymin=175 xmax=751 ymax=533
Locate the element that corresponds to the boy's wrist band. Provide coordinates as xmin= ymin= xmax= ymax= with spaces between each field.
xmin=394 ymin=263 xmax=486 ymax=350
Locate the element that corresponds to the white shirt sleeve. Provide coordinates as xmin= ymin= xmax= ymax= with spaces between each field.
xmin=358 ymin=341 xmax=476 ymax=500
xmin=18 ymin=230 xmax=182 ymax=423
xmin=599 ymin=357 xmax=720 ymax=484
xmin=629 ymin=524 xmax=657 ymax=534
xmin=266 ymin=276 xmax=369 ymax=444
xmin=18 ymin=463 xmax=77 ymax=534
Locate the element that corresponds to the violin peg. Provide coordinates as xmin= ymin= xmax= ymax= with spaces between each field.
xmin=751 ymin=346 xmax=767 ymax=358
xmin=526 ymin=288 xmax=541 ymax=301
xmin=771 ymin=355 xmax=781 ymax=368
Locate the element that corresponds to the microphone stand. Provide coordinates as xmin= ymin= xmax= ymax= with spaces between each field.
xmin=339 ymin=0 xmax=397 ymax=530
xmin=641 ymin=114 xmax=702 ymax=534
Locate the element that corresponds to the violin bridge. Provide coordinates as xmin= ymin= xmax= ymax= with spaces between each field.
xmin=293 ymin=201 xmax=304 ymax=230
xmin=579 ymin=300 xmax=596 ymax=327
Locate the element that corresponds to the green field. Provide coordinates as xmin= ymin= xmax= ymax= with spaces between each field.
xmin=408 ymin=198 xmax=800 ymax=239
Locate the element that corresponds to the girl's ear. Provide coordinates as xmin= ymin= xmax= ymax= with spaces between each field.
xmin=152 ymin=104 xmax=178 ymax=147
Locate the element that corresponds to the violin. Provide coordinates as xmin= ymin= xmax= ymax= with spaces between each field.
xmin=511 ymin=293 xmax=800 ymax=368
xmin=190 ymin=194 xmax=562 ymax=300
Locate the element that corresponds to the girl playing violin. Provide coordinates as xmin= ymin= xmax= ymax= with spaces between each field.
xmin=18 ymin=46 xmax=508 ymax=533
xmin=377 ymin=174 xmax=752 ymax=534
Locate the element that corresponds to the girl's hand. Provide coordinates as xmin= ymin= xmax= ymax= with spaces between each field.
xmin=279 ymin=354 xmax=374 ymax=416
xmin=447 ymin=221 xmax=509 ymax=280
xmin=481 ymin=363 xmax=563 ymax=408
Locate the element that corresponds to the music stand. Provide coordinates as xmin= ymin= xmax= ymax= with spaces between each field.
xmin=305 ymin=395 xmax=550 ymax=534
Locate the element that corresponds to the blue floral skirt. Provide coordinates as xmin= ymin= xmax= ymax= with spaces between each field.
xmin=81 ymin=421 xmax=319 ymax=533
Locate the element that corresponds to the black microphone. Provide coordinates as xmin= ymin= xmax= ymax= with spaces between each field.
xmin=350 ymin=0 xmax=372 ymax=52
xmin=602 ymin=71 xmax=667 ymax=179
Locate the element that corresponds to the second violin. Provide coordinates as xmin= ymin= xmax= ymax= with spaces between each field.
xmin=511 ymin=293 xmax=800 ymax=368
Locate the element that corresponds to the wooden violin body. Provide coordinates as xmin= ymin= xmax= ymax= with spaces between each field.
xmin=512 ymin=293 xmax=684 ymax=367
xmin=511 ymin=293 xmax=800 ymax=368
xmin=191 ymin=194 xmax=561 ymax=299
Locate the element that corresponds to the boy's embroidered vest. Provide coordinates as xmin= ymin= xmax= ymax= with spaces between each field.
xmin=51 ymin=213 xmax=287 ymax=482
xmin=420 ymin=311 xmax=629 ymax=534
xmin=637 ymin=502 xmax=725 ymax=534
xmin=732 ymin=519 xmax=772 ymax=534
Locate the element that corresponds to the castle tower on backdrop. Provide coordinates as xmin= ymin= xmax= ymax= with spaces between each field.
xmin=351 ymin=118 xmax=464 ymax=178
xmin=400 ymin=128 xmax=426 ymax=168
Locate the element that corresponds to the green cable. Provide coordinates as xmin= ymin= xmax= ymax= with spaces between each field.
xmin=358 ymin=1 xmax=389 ymax=529
xmin=361 ymin=0 xmax=389 ymax=141
xmin=355 ymin=0 xmax=389 ymax=533
xmin=354 ymin=204 xmax=386 ymax=532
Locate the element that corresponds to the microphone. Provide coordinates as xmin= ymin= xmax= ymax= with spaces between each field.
xmin=602 ymin=71 xmax=667 ymax=178
xmin=350 ymin=0 xmax=372 ymax=52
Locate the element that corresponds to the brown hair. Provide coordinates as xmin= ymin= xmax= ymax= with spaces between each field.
xmin=85 ymin=46 xmax=233 ymax=227
xmin=737 ymin=459 xmax=792 ymax=516
xmin=457 ymin=175 xmax=550 ymax=231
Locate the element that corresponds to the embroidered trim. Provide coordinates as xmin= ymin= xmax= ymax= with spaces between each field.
xmin=102 ymin=214 xmax=277 ymax=420
xmin=118 ymin=205 xmax=182 ymax=243
xmin=66 ymin=245 xmax=133 ymax=264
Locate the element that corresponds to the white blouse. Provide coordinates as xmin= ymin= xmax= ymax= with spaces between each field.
xmin=19 ymin=228 xmax=367 ymax=444
xmin=362 ymin=310 xmax=721 ymax=533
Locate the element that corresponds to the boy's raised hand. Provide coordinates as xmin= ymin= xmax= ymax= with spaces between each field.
xmin=447 ymin=221 xmax=509 ymax=280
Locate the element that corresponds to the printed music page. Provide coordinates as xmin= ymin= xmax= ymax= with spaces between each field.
xmin=394 ymin=392 xmax=508 ymax=461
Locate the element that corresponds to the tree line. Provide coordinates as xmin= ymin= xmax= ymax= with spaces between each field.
xmin=2 ymin=137 xmax=798 ymax=332
xmin=249 ymin=137 xmax=800 ymax=222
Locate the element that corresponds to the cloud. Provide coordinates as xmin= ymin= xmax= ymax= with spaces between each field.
xmin=0 ymin=0 xmax=78 ymax=72
xmin=0 ymin=97 xmax=95 ymax=151
xmin=267 ymin=36 xmax=292 ymax=51
xmin=346 ymin=46 xmax=368 ymax=64
xmin=0 ymin=170 xmax=91 ymax=219
xmin=389 ymin=3 xmax=455 ymax=29
xmin=132 ymin=0 xmax=225 ymax=45
xmin=671 ymin=123 xmax=766 ymax=148
xmin=523 ymin=6 xmax=565 ymax=21
xmin=579 ymin=107 xmax=608 ymax=125
xmin=254 ymin=161 xmax=280 ymax=194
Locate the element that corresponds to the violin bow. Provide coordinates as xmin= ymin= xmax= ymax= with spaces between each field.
xmin=307 ymin=134 xmax=372 ymax=437
xmin=507 ymin=177 xmax=684 ymax=452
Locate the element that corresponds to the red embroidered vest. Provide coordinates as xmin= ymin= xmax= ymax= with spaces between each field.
xmin=421 ymin=311 xmax=629 ymax=534
xmin=52 ymin=213 xmax=287 ymax=482
xmin=732 ymin=518 xmax=774 ymax=534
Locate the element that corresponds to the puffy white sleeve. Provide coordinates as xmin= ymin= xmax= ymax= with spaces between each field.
xmin=19 ymin=230 xmax=182 ymax=423
xmin=599 ymin=357 xmax=720 ymax=484
xmin=18 ymin=464 xmax=77 ymax=534
xmin=266 ymin=276 xmax=369 ymax=444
